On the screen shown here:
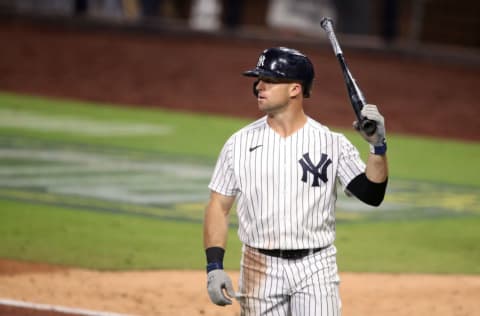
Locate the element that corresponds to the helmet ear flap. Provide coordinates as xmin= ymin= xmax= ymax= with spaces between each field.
xmin=253 ymin=80 xmax=259 ymax=97
xmin=303 ymin=83 xmax=311 ymax=98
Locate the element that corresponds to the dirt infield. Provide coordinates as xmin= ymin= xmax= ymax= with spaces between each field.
xmin=1 ymin=18 xmax=479 ymax=316
xmin=1 ymin=259 xmax=480 ymax=316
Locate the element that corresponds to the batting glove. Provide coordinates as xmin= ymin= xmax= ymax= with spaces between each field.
xmin=207 ymin=268 xmax=236 ymax=306
xmin=354 ymin=104 xmax=387 ymax=155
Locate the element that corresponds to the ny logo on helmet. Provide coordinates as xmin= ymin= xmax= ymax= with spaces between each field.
xmin=299 ymin=153 xmax=332 ymax=187
xmin=257 ymin=55 xmax=266 ymax=68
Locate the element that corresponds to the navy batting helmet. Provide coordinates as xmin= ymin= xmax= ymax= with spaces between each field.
xmin=243 ymin=47 xmax=315 ymax=98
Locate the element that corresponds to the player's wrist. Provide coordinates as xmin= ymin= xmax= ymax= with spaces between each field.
xmin=369 ymin=139 xmax=387 ymax=155
xmin=206 ymin=262 xmax=224 ymax=273
xmin=205 ymin=247 xmax=225 ymax=273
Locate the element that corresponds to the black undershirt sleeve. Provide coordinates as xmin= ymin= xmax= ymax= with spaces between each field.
xmin=346 ymin=173 xmax=388 ymax=207
xmin=205 ymin=247 xmax=225 ymax=264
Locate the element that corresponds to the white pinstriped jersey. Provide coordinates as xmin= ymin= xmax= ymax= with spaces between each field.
xmin=209 ymin=115 xmax=365 ymax=250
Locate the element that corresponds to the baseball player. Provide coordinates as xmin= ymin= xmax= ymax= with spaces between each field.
xmin=203 ymin=47 xmax=388 ymax=315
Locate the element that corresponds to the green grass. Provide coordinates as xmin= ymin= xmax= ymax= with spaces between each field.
xmin=336 ymin=217 xmax=480 ymax=274
xmin=1 ymin=91 xmax=478 ymax=186
xmin=1 ymin=91 xmax=479 ymax=274
xmin=0 ymin=199 xmax=242 ymax=270
xmin=378 ymin=134 xmax=479 ymax=187
xmin=344 ymin=131 xmax=480 ymax=188
xmin=2 ymin=198 xmax=478 ymax=273
xmin=0 ymin=92 xmax=243 ymax=160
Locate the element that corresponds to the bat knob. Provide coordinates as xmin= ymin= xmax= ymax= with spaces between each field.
xmin=361 ymin=119 xmax=377 ymax=136
xmin=320 ymin=17 xmax=333 ymax=29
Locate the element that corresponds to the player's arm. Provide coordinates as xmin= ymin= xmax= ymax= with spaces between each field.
xmin=346 ymin=104 xmax=388 ymax=206
xmin=204 ymin=190 xmax=235 ymax=252
xmin=203 ymin=191 xmax=236 ymax=306
xmin=366 ymin=151 xmax=388 ymax=183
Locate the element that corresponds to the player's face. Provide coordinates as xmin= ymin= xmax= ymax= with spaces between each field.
xmin=255 ymin=77 xmax=300 ymax=113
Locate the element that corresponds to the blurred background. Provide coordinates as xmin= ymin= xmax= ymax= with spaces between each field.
xmin=0 ymin=2 xmax=479 ymax=309
xmin=1 ymin=0 xmax=479 ymax=50
xmin=0 ymin=0 xmax=479 ymax=140
xmin=0 ymin=0 xmax=479 ymax=243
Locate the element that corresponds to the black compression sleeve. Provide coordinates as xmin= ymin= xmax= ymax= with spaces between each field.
xmin=346 ymin=173 xmax=388 ymax=207
xmin=205 ymin=247 xmax=225 ymax=264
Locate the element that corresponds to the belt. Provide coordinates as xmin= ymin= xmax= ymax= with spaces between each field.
xmin=257 ymin=247 xmax=324 ymax=260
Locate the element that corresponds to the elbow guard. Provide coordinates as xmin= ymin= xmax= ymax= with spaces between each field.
xmin=346 ymin=173 xmax=388 ymax=207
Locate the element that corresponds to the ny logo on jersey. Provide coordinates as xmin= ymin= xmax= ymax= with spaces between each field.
xmin=299 ymin=153 xmax=332 ymax=187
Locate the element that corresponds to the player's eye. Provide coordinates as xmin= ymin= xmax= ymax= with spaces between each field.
xmin=259 ymin=78 xmax=276 ymax=83
xmin=259 ymin=77 xmax=296 ymax=85
xmin=260 ymin=77 xmax=285 ymax=84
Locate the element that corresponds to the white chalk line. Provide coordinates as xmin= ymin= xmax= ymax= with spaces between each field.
xmin=0 ymin=147 xmax=212 ymax=205
xmin=0 ymin=108 xmax=173 ymax=136
xmin=0 ymin=298 xmax=135 ymax=316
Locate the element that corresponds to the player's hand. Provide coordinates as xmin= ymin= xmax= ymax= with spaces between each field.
xmin=207 ymin=269 xmax=236 ymax=306
xmin=353 ymin=104 xmax=386 ymax=154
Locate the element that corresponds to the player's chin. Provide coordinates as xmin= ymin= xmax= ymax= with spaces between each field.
xmin=257 ymin=101 xmax=270 ymax=112
xmin=258 ymin=100 xmax=284 ymax=113
xmin=257 ymin=98 xmax=265 ymax=106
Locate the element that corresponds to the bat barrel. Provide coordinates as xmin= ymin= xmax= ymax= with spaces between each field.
xmin=320 ymin=17 xmax=342 ymax=55
xmin=320 ymin=17 xmax=333 ymax=30
xmin=321 ymin=16 xmax=377 ymax=137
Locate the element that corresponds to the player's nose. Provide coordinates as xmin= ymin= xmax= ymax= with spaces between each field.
xmin=256 ymin=80 xmax=266 ymax=90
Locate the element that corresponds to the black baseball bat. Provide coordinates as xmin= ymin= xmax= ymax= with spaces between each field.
xmin=320 ymin=17 xmax=377 ymax=136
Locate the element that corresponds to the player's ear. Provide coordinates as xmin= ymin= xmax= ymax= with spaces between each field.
xmin=289 ymin=83 xmax=302 ymax=98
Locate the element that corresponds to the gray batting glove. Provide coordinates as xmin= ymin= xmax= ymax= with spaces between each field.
xmin=207 ymin=269 xmax=236 ymax=306
xmin=353 ymin=104 xmax=387 ymax=154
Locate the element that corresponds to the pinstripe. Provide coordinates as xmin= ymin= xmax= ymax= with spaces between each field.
xmin=299 ymin=127 xmax=307 ymax=248
xmin=280 ymin=247 xmax=341 ymax=316
xmin=250 ymin=130 xmax=260 ymax=243
xmin=272 ymin=132 xmax=279 ymax=245
xmin=312 ymin=128 xmax=319 ymax=245
xmin=264 ymin=126 xmax=272 ymax=248
xmin=209 ymin=116 xmax=364 ymax=248
xmin=209 ymin=115 xmax=361 ymax=315
xmin=258 ymin=127 xmax=266 ymax=245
